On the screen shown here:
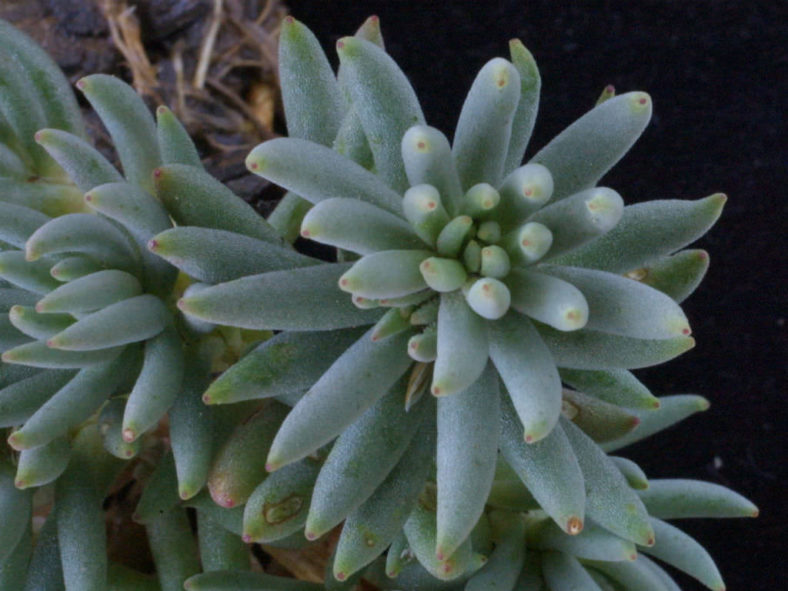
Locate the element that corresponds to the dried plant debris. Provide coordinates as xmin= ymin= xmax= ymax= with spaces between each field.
xmin=0 ymin=0 xmax=286 ymax=208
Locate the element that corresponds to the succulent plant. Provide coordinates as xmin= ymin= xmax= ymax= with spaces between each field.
xmin=0 ymin=19 xmax=309 ymax=591
xmin=175 ymin=15 xmax=757 ymax=590
xmin=0 ymin=13 xmax=758 ymax=591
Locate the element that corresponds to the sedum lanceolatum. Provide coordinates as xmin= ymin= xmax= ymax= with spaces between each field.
xmin=176 ymin=16 xmax=757 ymax=591
xmin=0 ymin=18 xmax=318 ymax=591
xmin=0 ymin=14 xmax=757 ymax=591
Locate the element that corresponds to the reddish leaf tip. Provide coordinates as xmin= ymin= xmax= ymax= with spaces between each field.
xmin=567 ymin=516 xmax=583 ymax=535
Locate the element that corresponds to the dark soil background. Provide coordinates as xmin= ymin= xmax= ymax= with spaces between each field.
xmin=286 ymin=1 xmax=787 ymax=589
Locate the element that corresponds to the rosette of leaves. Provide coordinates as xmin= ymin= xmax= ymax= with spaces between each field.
xmin=358 ymin=402 xmax=758 ymax=591
xmin=0 ymin=20 xmax=318 ymax=591
xmin=174 ymin=16 xmax=752 ymax=589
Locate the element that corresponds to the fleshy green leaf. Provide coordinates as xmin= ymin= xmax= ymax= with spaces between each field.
xmin=453 ymin=58 xmax=520 ymax=190
xmin=49 ymin=256 xmax=102 ymax=282
xmin=537 ymin=324 xmax=695 ymax=370
xmin=552 ymin=194 xmax=726 ymax=273
xmin=436 ymin=364 xmax=499 ymax=559
xmin=306 ymin=378 xmax=430 ymax=538
xmin=336 ymin=36 xmax=425 ymax=192
xmin=586 ymin=557 xmax=671 ymax=591
xmin=602 ymin=395 xmax=710 ymax=452
xmin=562 ymin=418 xmax=654 ymax=546
xmin=15 ymin=435 xmax=71 ymax=488
xmin=432 ymin=291 xmax=489 ymax=397
xmin=506 ymin=268 xmax=588 ymax=332
xmin=558 ymin=368 xmax=660 ymax=410
xmin=55 ymin=428 xmax=110 ymax=591
xmin=179 ymin=263 xmax=381 ymax=331
xmin=339 ymin=250 xmax=432 ymax=299
xmin=530 ymin=92 xmax=652 ymax=201
xmin=134 ymin=451 xmax=179 ymax=525
xmin=149 ymin=226 xmax=316 ymax=284
xmin=169 ymin=353 xmax=213 ymax=500
xmin=35 ymin=128 xmax=122 ymax=191
xmin=153 ymin=163 xmax=284 ymax=245
xmin=504 ymin=39 xmax=541 ymax=175
xmin=464 ymin=510 xmax=527 ymax=591
xmin=2 ymin=341 xmax=124 ymax=369
xmin=9 ymin=305 xmax=73 ymax=339
xmin=279 ymin=17 xmax=344 ymax=146
xmin=207 ymin=402 xmax=289 ymax=509
xmin=266 ymin=327 xmax=413 ymax=470
xmin=641 ymin=517 xmax=725 ymax=591
xmin=0 ymin=20 xmax=85 ymax=138
xmin=77 ymin=74 xmax=161 ymax=192
xmin=122 ymin=325 xmax=184 ymax=441
xmin=7 ymin=349 xmax=131 ymax=450
xmin=541 ymin=551 xmax=603 ymax=591
xmin=0 ymin=252 xmax=62 ymax=294
xmin=529 ymin=516 xmax=636 ymax=561
xmin=203 ymin=328 xmax=364 ymax=405
xmin=499 ymin=396 xmax=584 ymax=534
xmin=631 ymin=249 xmax=710 ymax=303
xmin=610 ymin=456 xmax=649 ymax=490
xmin=401 ymin=125 xmax=463 ymax=216
xmin=197 ymin=511 xmax=249 ymax=573
xmin=0 ymin=460 xmax=32 ymax=564
xmin=0 ymin=52 xmax=50 ymax=173
xmin=333 ymin=418 xmax=435 ymax=580
xmin=0 ymin=178 xmax=85 ymax=217
xmin=26 ymin=213 xmax=140 ymax=272
xmin=156 ymin=106 xmax=202 ymax=167
xmin=544 ymin=265 xmax=691 ymax=339
xmin=638 ymin=479 xmax=759 ymax=519
xmin=242 ymin=457 xmax=320 ymax=543
xmin=98 ymin=397 xmax=140 ymax=459
xmin=530 ymin=187 xmax=624 ymax=259
xmin=247 ymin=138 xmax=403 ymax=215
xmin=562 ymin=389 xmax=640 ymax=443
xmin=36 ymin=270 xmax=142 ymax=314
xmin=0 ymin=202 xmax=51 ymax=248
xmin=21 ymin=514 xmax=63 ymax=591
xmin=47 ymin=295 xmax=169 ymax=351
xmin=301 ymin=198 xmax=425 ymax=254
xmin=403 ymin=492 xmax=478 ymax=581
xmin=146 ymin=506 xmax=201 ymax=591
xmin=0 ymin=369 xmax=75 ymax=428
xmin=490 ymin=312 xmax=561 ymax=442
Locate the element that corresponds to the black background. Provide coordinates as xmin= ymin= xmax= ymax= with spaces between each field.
xmin=287 ymin=1 xmax=786 ymax=589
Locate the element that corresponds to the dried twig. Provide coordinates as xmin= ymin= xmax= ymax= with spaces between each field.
xmin=100 ymin=0 xmax=160 ymax=100
xmin=193 ymin=0 xmax=225 ymax=90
